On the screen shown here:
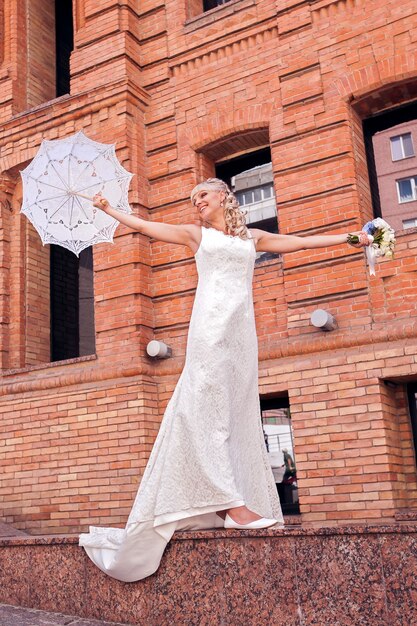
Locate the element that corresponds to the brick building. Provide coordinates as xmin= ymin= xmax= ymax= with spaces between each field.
xmin=373 ymin=119 xmax=417 ymax=230
xmin=1 ymin=0 xmax=417 ymax=537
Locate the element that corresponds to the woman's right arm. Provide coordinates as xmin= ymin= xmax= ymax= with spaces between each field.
xmin=93 ymin=193 xmax=199 ymax=249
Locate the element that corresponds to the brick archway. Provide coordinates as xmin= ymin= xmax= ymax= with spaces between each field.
xmin=352 ymin=79 xmax=417 ymax=118
xmin=187 ymin=104 xmax=273 ymax=159
xmin=335 ymin=51 xmax=417 ymax=109
xmin=196 ymin=128 xmax=270 ymax=162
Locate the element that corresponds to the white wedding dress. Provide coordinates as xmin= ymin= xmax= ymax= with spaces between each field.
xmin=79 ymin=226 xmax=283 ymax=581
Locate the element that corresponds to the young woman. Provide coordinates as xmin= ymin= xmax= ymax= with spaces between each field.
xmin=79 ymin=178 xmax=369 ymax=581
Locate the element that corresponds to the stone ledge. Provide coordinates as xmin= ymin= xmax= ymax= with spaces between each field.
xmin=0 ymin=603 xmax=131 ymax=626
xmin=1 ymin=523 xmax=417 ymax=625
xmin=1 ymin=353 xmax=97 ymax=377
xmin=396 ymin=509 xmax=417 ymax=521
xmin=1 ymin=521 xmax=417 ymax=547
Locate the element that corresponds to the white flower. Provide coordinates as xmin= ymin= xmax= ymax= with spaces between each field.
xmin=362 ymin=218 xmax=395 ymax=275
xmin=373 ymin=218 xmax=391 ymax=229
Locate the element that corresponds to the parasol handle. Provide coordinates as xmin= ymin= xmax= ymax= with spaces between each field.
xmin=72 ymin=192 xmax=114 ymax=211
xmin=72 ymin=192 xmax=94 ymax=201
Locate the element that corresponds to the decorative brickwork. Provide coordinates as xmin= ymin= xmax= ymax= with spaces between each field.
xmin=0 ymin=0 xmax=417 ymax=533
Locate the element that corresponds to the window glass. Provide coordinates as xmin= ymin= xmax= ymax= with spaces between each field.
xmin=237 ymin=185 xmax=274 ymax=206
xmin=391 ymin=133 xmax=415 ymax=160
xmin=245 ymin=190 xmax=253 ymax=205
xmin=398 ymin=178 xmax=414 ymax=202
xmin=391 ymin=136 xmax=403 ymax=161
xmin=403 ymin=133 xmax=415 ymax=158
xmin=253 ymin=188 xmax=262 ymax=203
xmin=403 ymin=218 xmax=417 ymax=229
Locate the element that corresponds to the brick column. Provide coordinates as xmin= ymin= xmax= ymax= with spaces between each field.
xmin=0 ymin=173 xmax=14 ymax=369
xmin=70 ymin=0 xmax=142 ymax=94
xmin=0 ymin=0 xmax=28 ymax=121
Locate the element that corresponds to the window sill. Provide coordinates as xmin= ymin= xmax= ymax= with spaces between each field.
xmin=9 ymin=93 xmax=72 ymax=123
xmin=392 ymin=154 xmax=415 ymax=162
xmin=184 ymin=0 xmax=256 ymax=33
xmin=254 ymin=250 xmax=281 ymax=265
xmin=1 ymin=353 xmax=97 ymax=377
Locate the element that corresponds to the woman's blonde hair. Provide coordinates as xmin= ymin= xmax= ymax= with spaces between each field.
xmin=191 ymin=178 xmax=249 ymax=239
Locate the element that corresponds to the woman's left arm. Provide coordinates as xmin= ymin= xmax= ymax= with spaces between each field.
xmin=252 ymin=228 xmax=366 ymax=254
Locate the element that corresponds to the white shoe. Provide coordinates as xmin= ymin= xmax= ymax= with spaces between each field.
xmin=224 ymin=513 xmax=282 ymax=529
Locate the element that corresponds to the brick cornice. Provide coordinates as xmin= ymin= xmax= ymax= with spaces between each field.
xmin=3 ymin=317 xmax=416 ymax=398
xmin=170 ymin=22 xmax=278 ymax=76
xmin=0 ymin=79 xmax=150 ymax=172
xmin=261 ymin=321 xmax=417 ymax=362
xmin=0 ymin=360 xmax=154 ymax=398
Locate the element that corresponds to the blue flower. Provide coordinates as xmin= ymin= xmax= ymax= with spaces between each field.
xmin=363 ymin=221 xmax=377 ymax=235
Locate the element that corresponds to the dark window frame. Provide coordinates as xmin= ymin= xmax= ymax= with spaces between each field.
xmin=363 ymin=100 xmax=417 ymax=220
xmin=203 ymin=0 xmax=231 ymax=12
xmin=55 ymin=0 xmax=74 ymax=97
xmin=260 ymin=394 xmax=300 ymax=516
xmin=215 ymin=147 xmax=279 ymax=236
xmin=50 ymin=245 xmax=95 ymax=362
xmin=407 ymin=383 xmax=417 ymax=461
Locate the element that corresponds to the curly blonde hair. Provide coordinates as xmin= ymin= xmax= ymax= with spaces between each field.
xmin=191 ymin=178 xmax=249 ymax=239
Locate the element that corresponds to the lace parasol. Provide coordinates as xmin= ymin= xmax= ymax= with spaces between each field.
xmin=20 ymin=130 xmax=133 ymax=256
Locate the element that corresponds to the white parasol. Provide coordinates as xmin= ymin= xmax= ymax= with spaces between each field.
xmin=20 ymin=130 xmax=133 ymax=256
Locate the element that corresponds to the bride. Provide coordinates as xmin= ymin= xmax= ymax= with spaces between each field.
xmin=79 ymin=178 xmax=369 ymax=581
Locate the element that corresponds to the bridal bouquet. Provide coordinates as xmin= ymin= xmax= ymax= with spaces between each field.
xmin=347 ymin=218 xmax=396 ymax=276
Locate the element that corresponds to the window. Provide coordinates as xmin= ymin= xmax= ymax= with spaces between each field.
xmin=403 ymin=218 xmax=417 ymax=229
xmin=233 ymin=173 xmax=276 ymax=233
xmin=407 ymin=384 xmax=417 ymax=464
xmin=236 ymin=183 xmax=273 ymax=207
xmin=216 ymin=148 xmax=278 ymax=241
xmin=55 ymin=0 xmax=74 ymax=97
xmin=362 ymin=100 xmax=417 ymax=230
xmin=232 ymin=164 xmax=276 ymax=238
xmin=397 ymin=177 xmax=417 ymax=203
xmin=26 ymin=0 xmax=74 ymax=107
xmin=390 ymin=133 xmax=414 ymax=161
xmin=203 ymin=0 xmax=231 ymax=10
xmin=260 ymin=396 xmax=300 ymax=515
xmin=50 ymin=245 xmax=95 ymax=361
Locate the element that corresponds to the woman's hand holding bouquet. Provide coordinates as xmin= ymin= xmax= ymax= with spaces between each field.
xmin=347 ymin=218 xmax=396 ymax=276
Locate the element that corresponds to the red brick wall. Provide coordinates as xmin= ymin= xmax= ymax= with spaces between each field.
xmin=0 ymin=0 xmax=417 ymax=532
xmin=0 ymin=377 xmax=161 ymax=533
xmin=25 ymin=221 xmax=50 ymax=366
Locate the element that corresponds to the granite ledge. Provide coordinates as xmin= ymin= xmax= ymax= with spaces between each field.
xmin=2 ymin=521 xmax=417 ymax=547
xmin=396 ymin=510 xmax=417 ymax=521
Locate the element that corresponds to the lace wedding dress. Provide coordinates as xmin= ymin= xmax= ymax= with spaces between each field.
xmin=79 ymin=226 xmax=283 ymax=581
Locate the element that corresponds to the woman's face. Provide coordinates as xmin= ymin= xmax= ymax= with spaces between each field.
xmin=192 ymin=188 xmax=225 ymax=223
